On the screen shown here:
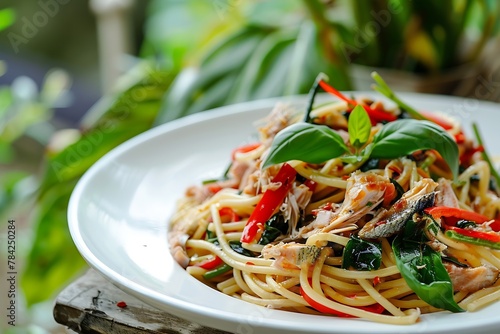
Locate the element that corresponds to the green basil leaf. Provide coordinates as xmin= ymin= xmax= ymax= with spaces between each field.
xmin=371 ymin=119 xmax=459 ymax=178
xmin=348 ymin=105 xmax=371 ymax=149
xmin=341 ymin=143 xmax=373 ymax=165
xmin=342 ymin=235 xmax=382 ymax=271
xmin=392 ymin=220 xmax=464 ymax=313
xmin=259 ymin=214 xmax=288 ymax=245
xmin=262 ymin=122 xmax=349 ymax=169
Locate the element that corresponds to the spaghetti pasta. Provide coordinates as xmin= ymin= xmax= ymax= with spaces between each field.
xmin=168 ymin=81 xmax=500 ymax=324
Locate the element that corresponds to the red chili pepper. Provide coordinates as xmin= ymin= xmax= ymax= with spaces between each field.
xmin=425 ymin=206 xmax=500 ymax=232
xmin=116 ymin=301 xmax=127 ymax=308
xmin=207 ymin=183 xmax=223 ymax=194
xmin=420 ymin=111 xmax=454 ymax=130
xmin=240 ymin=163 xmax=297 ymax=243
xmin=318 ymin=80 xmax=397 ymax=124
xmin=494 ymin=218 xmax=500 ymax=232
xmin=218 ymin=207 xmax=240 ymax=223
xmin=300 ymin=286 xmax=384 ymax=317
xmin=231 ymin=143 xmax=261 ymax=160
xmin=197 ymin=256 xmax=224 ymax=270
xmin=304 ymin=179 xmax=317 ymax=192
xmin=460 ymin=145 xmax=484 ymax=165
xmin=445 ymin=225 xmax=500 ymax=244
xmin=454 ymin=132 xmax=466 ymax=144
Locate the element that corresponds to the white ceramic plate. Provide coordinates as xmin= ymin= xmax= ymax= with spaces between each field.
xmin=68 ymin=93 xmax=500 ymax=334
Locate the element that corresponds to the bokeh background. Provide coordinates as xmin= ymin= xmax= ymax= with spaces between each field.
xmin=1 ymin=0 xmax=499 ymax=333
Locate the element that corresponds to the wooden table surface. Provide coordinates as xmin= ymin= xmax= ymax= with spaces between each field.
xmin=53 ymin=269 xmax=230 ymax=334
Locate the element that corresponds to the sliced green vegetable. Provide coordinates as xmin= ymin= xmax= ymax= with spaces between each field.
xmin=342 ymin=235 xmax=382 ymax=271
xmin=371 ymin=72 xmax=427 ymax=121
xmin=303 ymin=72 xmax=328 ymax=123
xmin=203 ymin=264 xmax=232 ymax=280
xmin=444 ymin=228 xmax=500 ymax=250
xmin=392 ymin=220 xmax=464 ymax=313
xmin=472 ymin=122 xmax=500 ymax=192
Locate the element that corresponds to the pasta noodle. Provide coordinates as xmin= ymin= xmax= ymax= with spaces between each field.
xmin=168 ymin=94 xmax=500 ymax=325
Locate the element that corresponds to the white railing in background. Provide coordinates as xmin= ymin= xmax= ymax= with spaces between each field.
xmin=90 ymin=0 xmax=134 ymax=95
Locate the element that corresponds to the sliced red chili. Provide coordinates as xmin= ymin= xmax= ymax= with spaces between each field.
xmin=424 ymin=206 xmax=500 ymax=231
xmin=300 ymin=286 xmax=384 ymax=317
xmin=318 ymin=80 xmax=397 ymax=124
xmin=231 ymin=143 xmax=261 ymax=160
xmin=240 ymin=163 xmax=297 ymax=243
xmin=304 ymin=179 xmax=317 ymax=192
xmin=426 ymin=205 xmax=500 ymax=236
xmin=218 ymin=207 xmax=240 ymax=223
xmin=420 ymin=111 xmax=454 ymax=130
xmin=197 ymin=256 xmax=224 ymax=270
xmin=445 ymin=225 xmax=500 ymax=244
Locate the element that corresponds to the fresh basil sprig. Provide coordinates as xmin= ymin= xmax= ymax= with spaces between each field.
xmin=392 ymin=220 xmax=464 ymax=313
xmin=262 ymin=112 xmax=459 ymax=177
xmin=348 ymin=105 xmax=371 ymax=149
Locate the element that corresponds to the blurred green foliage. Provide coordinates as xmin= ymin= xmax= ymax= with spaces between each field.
xmin=345 ymin=0 xmax=500 ymax=72
xmin=22 ymin=63 xmax=173 ymax=306
xmin=0 ymin=8 xmax=16 ymax=31
xmin=0 ymin=69 xmax=71 ymax=219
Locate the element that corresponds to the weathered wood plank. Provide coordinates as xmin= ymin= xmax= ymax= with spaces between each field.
xmin=53 ymin=269 xmax=230 ymax=334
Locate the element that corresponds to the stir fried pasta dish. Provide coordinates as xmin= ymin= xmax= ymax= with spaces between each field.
xmin=168 ymin=74 xmax=500 ymax=324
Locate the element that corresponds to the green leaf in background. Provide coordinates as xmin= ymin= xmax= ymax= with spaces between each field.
xmin=348 ymin=105 xmax=371 ymax=149
xmin=371 ymin=119 xmax=459 ymax=178
xmin=0 ymin=8 xmax=16 ymax=31
xmin=21 ymin=180 xmax=86 ymax=306
xmin=0 ymin=171 xmax=31 ymax=218
xmin=262 ymin=122 xmax=349 ymax=169
xmin=155 ymin=26 xmax=271 ymax=124
xmin=228 ymin=28 xmax=297 ymax=102
xmin=154 ymin=9 xmax=352 ymax=125
xmin=22 ymin=63 xmax=172 ymax=306
xmin=38 ymin=64 xmax=172 ymax=196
